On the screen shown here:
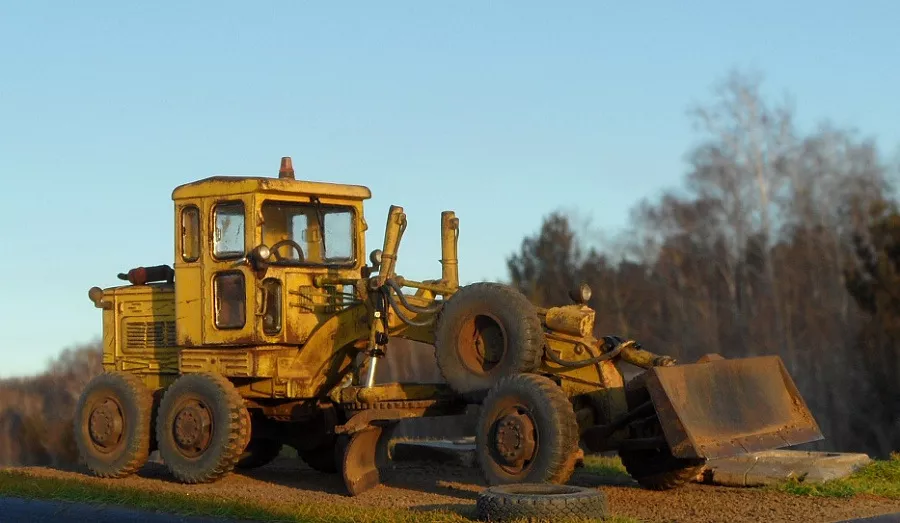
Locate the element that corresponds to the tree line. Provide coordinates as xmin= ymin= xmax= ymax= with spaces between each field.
xmin=507 ymin=69 xmax=899 ymax=458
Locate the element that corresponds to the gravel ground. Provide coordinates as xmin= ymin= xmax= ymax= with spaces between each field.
xmin=5 ymin=457 xmax=900 ymax=523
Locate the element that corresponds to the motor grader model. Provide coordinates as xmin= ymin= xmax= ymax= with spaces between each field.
xmin=75 ymin=157 xmax=823 ymax=496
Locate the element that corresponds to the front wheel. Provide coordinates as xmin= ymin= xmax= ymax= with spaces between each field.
xmin=236 ymin=438 xmax=282 ymax=470
xmin=475 ymin=373 xmax=580 ymax=486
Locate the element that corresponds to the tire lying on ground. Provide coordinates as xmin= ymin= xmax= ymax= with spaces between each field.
xmin=73 ymin=371 xmax=154 ymax=478
xmin=434 ymin=282 xmax=544 ymax=401
xmin=155 ymin=372 xmax=250 ymax=483
xmin=476 ymin=483 xmax=608 ymax=522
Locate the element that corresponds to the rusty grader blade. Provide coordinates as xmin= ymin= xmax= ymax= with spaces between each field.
xmin=340 ymin=423 xmax=399 ymax=496
xmin=643 ymin=355 xmax=823 ymax=460
xmin=341 ymin=427 xmax=383 ymax=496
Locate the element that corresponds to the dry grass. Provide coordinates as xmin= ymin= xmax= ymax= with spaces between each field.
xmin=0 ymin=469 xmax=638 ymax=523
xmin=773 ymin=452 xmax=900 ymax=500
xmin=582 ymin=455 xmax=631 ymax=482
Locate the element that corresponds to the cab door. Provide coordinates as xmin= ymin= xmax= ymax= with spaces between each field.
xmin=201 ymin=197 xmax=258 ymax=346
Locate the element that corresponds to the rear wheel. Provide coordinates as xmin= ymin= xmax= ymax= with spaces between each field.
xmin=236 ymin=438 xmax=282 ymax=470
xmin=475 ymin=373 xmax=580 ymax=486
xmin=73 ymin=371 xmax=153 ymax=478
xmin=155 ymin=373 xmax=250 ymax=483
xmin=299 ymin=440 xmax=340 ymax=473
xmin=434 ymin=283 xmax=544 ymax=401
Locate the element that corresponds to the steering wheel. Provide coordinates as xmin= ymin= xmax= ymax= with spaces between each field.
xmin=270 ymin=239 xmax=305 ymax=261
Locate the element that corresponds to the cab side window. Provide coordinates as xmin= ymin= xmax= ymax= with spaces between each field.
xmin=214 ymin=271 xmax=245 ymax=329
xmin=213 ymin=201 xmax=245 ymax=259
xmin=181 ymin=205 xmax=200 ymax=262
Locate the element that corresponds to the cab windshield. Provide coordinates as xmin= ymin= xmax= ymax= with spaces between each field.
xmin=260 ymin=200 xmax=355 ymax=265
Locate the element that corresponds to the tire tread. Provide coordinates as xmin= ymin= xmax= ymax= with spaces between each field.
xmin=434 ymin=282 xmax=544 ymax=400
xmin=156 ymin=372 xmax=250 ymax=484
xmin=476 ymin=484 xmax=608 ymax=521
xmin=476 ymin=373 xmax=580 ymax=486
xmin=74 ymin=371 xmax=153 ymax=479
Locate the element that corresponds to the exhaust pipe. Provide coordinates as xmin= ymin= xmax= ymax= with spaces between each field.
xmin=440 ymin=211 xmax=459 ymax=288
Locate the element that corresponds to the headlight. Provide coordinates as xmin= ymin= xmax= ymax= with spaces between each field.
xmin=570 ymin=282 xmax=592 ymax=304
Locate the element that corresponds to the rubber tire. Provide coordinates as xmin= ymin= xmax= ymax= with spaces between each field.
xmin=476 ymin=483 xmax=608 ymax=522
xmin=236 ymin=438 xmax=282 ymax=469
xmin=476 ymin=373 xmax=580 ymax=486
xmin=434 ymin=282 xmax=544 ymax=401
xmin=73 ymin=371 xmax=154 ymax=478
xmin=155 ymin=372 xmax=250 ymax=484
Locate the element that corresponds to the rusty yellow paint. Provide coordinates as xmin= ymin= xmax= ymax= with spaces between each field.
xmin=92 ymin=283 xmax=180 ymax=392
xmin=281 ymin=303 xmax=371 ymax=398
xmin=544 ymin=304 xmax=595 ymax=338
xmin=171 ymin=175 xmax=370 ymax=350
xmin=171 ymin=176 xmax=372 ymax=201
xmin=440 ymin=211 xmax=459 ymax=287
xmin=340 ymin=382 xmax=455 ymax=404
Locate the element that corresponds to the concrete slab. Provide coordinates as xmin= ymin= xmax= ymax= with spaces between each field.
xmin=697 ymin=450 xmax=872 ymax=487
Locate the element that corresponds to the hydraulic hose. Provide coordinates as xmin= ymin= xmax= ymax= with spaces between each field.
xmin=374 ymin=277 xmax=445 ymax=327
xmin=385 ymin=278 xmax=444 ymax=314
xmin=382 ymin=286 xmax=436 ymax=327
xmin=543 ymin=336 xmax=631 ymax=368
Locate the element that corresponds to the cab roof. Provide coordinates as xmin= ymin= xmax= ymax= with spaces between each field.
xmin=171 ymin=175 xmax=372 ymax=201
xmin=173 ymin=157 xmax=372 ymax=201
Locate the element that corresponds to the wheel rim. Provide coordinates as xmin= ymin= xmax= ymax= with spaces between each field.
xmin=88 ymin=397 xmax=125 ymax=453
xmin=459 ymin=313 xmax=507 ymax=375
xmin=490 ymin=403 xmax=538 ymax=475
xmin=171 ymin=397 xmax=214 ymax=458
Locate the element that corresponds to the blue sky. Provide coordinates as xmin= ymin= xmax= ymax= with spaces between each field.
xmin=1 ymin=1 xmax=898 ymax=377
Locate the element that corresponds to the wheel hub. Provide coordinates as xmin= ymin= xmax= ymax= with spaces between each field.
xmin=493 ymin=410 xmax=536 ymax=467
xmin=88 ymin=399 xmax=123 ymax=450
xmin=173 ymin=401 xmax=212 ymax=456
xmin=460 ymin=314 xmax=506 ymax=374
